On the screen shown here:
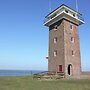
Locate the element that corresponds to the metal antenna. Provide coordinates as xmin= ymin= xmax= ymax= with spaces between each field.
xmin=76 ymin=0 xmax=78 ymax=12
xmin=49 ymin=0 xmax=51 ymax=12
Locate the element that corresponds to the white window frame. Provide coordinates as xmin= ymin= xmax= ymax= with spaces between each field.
xmin=54 ymin=51 xmax=57 ymax=57
xmin=54 ymin=37 xmax=57 ymax=43
xmin=71 ymin=37 xmax=74 ymax=43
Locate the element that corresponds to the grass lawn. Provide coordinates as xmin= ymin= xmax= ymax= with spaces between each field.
xmin=0 ymin=76 xmax=90 ymax=90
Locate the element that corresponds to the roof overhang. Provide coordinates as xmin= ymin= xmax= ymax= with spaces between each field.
xmin=45 ymin=4 xmax=81 ymax=18
xmin=44 ymin=12 xmax=85 ymax=27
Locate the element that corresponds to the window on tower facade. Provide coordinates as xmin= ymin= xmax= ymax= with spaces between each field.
xmin=54 ymin=25 xmax=57 ymax=31
xmin=65 ymin=10 xmax=68 ymax=13
xmin=70 ymin=24 xmax=73 ymax=30
xmin=72 ymin=50 xmax=75 ymax=56
xmin=54 ymin=50 xmax=57 ymax=57
xmin=51 ymin=13 xmax=57 ymax=19
xmin=73 ymin=14 xmax=75 ymax=17
xmin=54 ymin=37 xmax=57 ymax=43
xmin=71 ymin=37 xmax=74 ymax=43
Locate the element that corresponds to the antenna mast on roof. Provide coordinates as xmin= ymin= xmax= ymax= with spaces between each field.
xmin=76 ymin=0 xmax=78 ymax=12
xmin=49 ymin=0 xmax=51 ymax=12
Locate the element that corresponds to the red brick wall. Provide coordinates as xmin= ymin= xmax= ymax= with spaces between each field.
xmin=48 ymin=20 xmax=65 ymax=72
xmin=48 ymin=19 xmax=81 ymax=78
xmin=64 ymin=20 xmax=81 ymax=78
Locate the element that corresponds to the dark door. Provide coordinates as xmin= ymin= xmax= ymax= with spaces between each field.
xmin=68 ymin=64 xmax=72 ymax=75
xmin=58 ymin=65 xmax=62 ymax=72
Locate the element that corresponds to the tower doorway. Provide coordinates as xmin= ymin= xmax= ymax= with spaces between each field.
xmin=58 ymin=65 xmax=62 ymax=72
xmin=68 ymin=64 xmax=72 ymax=76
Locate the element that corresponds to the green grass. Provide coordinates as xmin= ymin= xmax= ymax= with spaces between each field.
xmin=0 ymin=76 xmax=90 ymax=90
xmin=82 ymin=72 xmax=90 ymax=75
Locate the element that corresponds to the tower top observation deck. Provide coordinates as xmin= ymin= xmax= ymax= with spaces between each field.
xmin=44 ymin=4 xmax=84 ymax=27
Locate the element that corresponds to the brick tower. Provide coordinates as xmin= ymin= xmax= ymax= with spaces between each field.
xmin=44 ymin=4 xmax=84 ymax=78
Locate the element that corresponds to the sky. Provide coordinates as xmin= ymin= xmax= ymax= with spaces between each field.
xmin=0 ymin=0 xmax=90 ymax=71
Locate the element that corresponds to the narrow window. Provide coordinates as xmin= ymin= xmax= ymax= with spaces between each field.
xmin=54 ymin=37 xmax=57 ymax=43
xmin=70 ymin=24 xmax=73 ymax=30
xmin=71 ymin=37 xmax=74 ymax=43
xmin=54 ymin=50 xmax=57 ymax=57
xmin=72 ymin=50 xmax=75 ymax=56
xmin=51 ymin=13 xmax=57 ymax=19
xmin=54 ymin=25 xmax=57 ymax=30
xmin=73 ymin=14 xmax=75 ymax=17
xmin=65 ymin=10 xmax=68 ymax=13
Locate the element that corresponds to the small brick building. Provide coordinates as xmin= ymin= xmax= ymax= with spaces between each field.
xmin=44 ymin=4 xmax=84 ymax=78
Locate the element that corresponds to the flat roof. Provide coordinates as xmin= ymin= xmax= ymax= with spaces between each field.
xmin=45 ymin=4 xmax=81 ymax=18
